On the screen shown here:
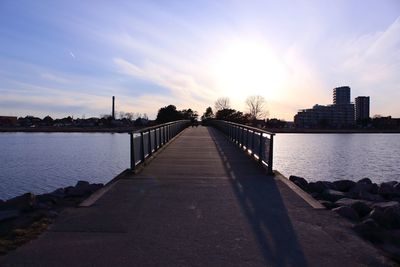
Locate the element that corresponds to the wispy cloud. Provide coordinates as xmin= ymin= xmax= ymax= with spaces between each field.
xmin=114 ymin=58 xmax=217 ymax=109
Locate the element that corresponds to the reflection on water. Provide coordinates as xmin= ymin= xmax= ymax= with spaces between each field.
xmin=274 ymin=133 xmax=400 ymax=183
xmin=0 ymin=133 xmax=129 ymax=199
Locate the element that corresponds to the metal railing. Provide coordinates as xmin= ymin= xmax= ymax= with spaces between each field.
xmin=129 ymin=120 xmax=190 ymax=171
xmin=210 ymin=120 xmax=275 ymax=174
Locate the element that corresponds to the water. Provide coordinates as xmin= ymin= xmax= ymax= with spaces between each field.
xmin=0 ymin=133 xmax=129 ymax=200
xmin=274 ymin=133 xmax=400 ymax=183
xmin=1 ymin=132 xmax=399 ymax=200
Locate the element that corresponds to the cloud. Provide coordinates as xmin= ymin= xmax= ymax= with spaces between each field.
xmin=113 ymin=58 xmax=217 ymax=110
xmin=334 ymin=17 xmax=400 ymax=116
xmin=40 ymin=73 xmax=69 ymax=83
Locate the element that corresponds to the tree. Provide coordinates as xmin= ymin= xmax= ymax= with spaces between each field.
xmin=214 ymin=97 xmax=231 ymax=111
xmin=156 ymin=105 xmax=183 ymax=123
xmin=125 ymin=112 xmax=134 ymax=121
xmin=181 ymin=108 xmax=198 ymax=120
xmin=215 ymin=108 xmax=247 ymax=123
xmin=245 ymin=95 xmax=267 ymax=120
xmin=201 ymin=107 xmax=214 ymax=120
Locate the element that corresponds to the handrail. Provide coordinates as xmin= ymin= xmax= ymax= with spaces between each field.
xmin=132 ymin=120 xmax=188 ymax=134
xmin=210 ymin=120 xmax=275 ymax=174
xmin=129 ymin=120 xmax=190 ymax=171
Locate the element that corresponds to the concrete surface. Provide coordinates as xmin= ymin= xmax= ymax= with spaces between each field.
xmin=0 ymin=126 xmax=395 ymax=266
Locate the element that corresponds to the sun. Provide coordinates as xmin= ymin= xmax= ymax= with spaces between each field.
xmin=212 ymin=41 xmax=286 ymax=104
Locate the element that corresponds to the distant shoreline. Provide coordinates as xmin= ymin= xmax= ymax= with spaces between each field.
xmin=265 ymin=128 xmax=400 ymax=134
xmin=1 ymin=126 xmax=400 ymax=134
xmin=0 ymin=126 xmax=141 ymax=133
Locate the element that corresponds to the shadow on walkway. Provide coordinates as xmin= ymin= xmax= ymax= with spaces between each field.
xmin=208 ymin=127 xmax=309 ymax=267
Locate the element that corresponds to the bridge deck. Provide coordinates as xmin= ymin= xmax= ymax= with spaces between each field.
xmin=1 ymin=126 xmax=392 ymax=266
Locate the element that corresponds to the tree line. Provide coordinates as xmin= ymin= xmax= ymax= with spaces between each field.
xmin=155 ymin=95 xmax=269 ymax=125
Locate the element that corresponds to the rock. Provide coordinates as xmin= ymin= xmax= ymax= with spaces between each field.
xmin=394 ymin=182 xmax=400 ymax=191
xmin=289 ymin=176 xmax=309 ymax=191
xmin=318 ymin=200 xmax=336 ymax=209
xmin=349 ymin=182 xmax=381 ymax=200
xmin=308 ymin=181 xmax=329 ymax=193
xmin=49 ymin=188 xmax=66 ymax=198
xmin=353 ymin=218 xmax=380 ymax=242
xmin=332 ymin=180 xmax=356 ymax=192
xmin=357 ymin=177 xmax=373 ymax=185
xmin=370 ymin=202 xmax=400 ymax=229
xmin=372 ymin=201 xmax=400 ymax=210
xmin=378 ymin=182 xmax=400 ymax=199
xmin=368 ymin=208 xmax=386 ymax=227
xmin=369 ymin=183 xmax=379 ymax=194
xmin=357 ymin=190 xmax=385 ymax=202
xmin=65 ymin=182 xmax=103 ymax=197
xmin=352 ymin=201 xmax=372 ymax=218
xmin=335 ymin=198 xmax=372 ymax=218
xmin=385 ymin=181 xmax=398 ymax=187
xmin=335 ymin=198 xmax=359 ymax=206
xmin=354 ymin=218 xmax=379 ymax=231
xmin=2 ymin=193 xmax=36 ymax=212
xmin=321 ymin=189 xmax=347 ymax=202
xmin=332 ymin=206 xmax=359 ymax=222
xmin=37 ymin=194 xmax=60 ymax=206
xmin=75 ymin=180 xmax=90 ymax=188
xmin=383 ymin=205 xmax=400 ymax=229
xmin=0 ymin=210 xmax=20 ymax=222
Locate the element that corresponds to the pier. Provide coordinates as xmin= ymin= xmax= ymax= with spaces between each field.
xmin=0 ymin=123 xmax=393 ymax=266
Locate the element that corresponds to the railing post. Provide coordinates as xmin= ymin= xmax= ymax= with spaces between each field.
xmin=251 ymin=131 xmax=255 ymax=156
xmin=148 ymin=130 xmax=152 ymax=156
xmin=240 ymin=127 xmax=244 ymax=148
xmin=140 ymin=132 xmax=145 ymax=162
xmin=258 ymin=133 xmax=263 ymax=163
xmin=154 ymin=128 xmax=158 ymax=151
xmin=268 ymin=134 xmax=274 ymax=174
xmin=246 ymin=129 xmax=249 ymax=151
xmin=159 ymin=127 xmax=162 ymax=146
xmin=130 ymin=133 xmax=135 ymax=171
xmin=163 ymin=126 xmax=166 ymax=144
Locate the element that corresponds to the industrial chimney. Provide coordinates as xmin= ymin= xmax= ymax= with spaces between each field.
xmin=112 ymin=96 xmax=115 ymax=119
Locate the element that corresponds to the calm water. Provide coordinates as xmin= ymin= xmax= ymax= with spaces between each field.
xmin=0 ymin=133 xmax=129 ymax=200
xmin=274 ymin=133 xmax=400 ymax=184
xmin=0 ymin=132 xmax=399 ymax=200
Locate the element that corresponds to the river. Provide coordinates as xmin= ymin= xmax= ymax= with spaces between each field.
xmin=0 ymin=132 xmax=399 ymax=199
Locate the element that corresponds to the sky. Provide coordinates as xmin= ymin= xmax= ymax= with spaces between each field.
xmin=0 ymin=0 xmax=399 ymax=120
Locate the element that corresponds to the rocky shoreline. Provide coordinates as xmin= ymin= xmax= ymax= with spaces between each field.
xmin=0 ymin=181 xmax=103 ymax=254
xmin=290 ymin=175 xmax=400 ymax=262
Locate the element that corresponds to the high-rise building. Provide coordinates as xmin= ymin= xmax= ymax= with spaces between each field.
xmin=333 ymin=86 xmax=351 ymax=105
xmin=355 ymin=96 xmax=370 ymax=121
xmin=294 ymin=86 xmax=355 ymax=128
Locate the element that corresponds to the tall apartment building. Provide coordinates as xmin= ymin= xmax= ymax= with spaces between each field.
xmin=333 ymin=86 xmax=351 ymax=104
xmin=294 ymin=86 xmax=356 ymax=128
xmin=355 ymin=96 xmax=370 ymax=121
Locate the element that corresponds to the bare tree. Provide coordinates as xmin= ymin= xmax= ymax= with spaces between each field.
xmin=214 ymin=97 xmax=231 ymax=111
xmin=245 ymin=95 xmax=268 ymax=120
xmin=125 ymin=112 xmax=134 ymax=121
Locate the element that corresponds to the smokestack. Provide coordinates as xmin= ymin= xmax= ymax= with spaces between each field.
xmin=112 ymin=96 xmax=115 ymax=119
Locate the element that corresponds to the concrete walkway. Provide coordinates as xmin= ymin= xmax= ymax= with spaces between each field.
xmin=0 ymin=126 xmax=394 ymax=266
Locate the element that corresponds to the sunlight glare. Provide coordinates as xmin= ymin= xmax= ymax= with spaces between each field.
xmin=212 ymin=41 xmax=286 ymax=105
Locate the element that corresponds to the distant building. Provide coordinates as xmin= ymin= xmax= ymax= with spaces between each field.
xmin=0 ymin=116 xmax=18 ymax=126
xmin=355 ymin=96 xmax=370 ymax=121
xmin=333 ymin=86 xmax=351 ymax=105
xmin=294 ymin=86 xmax=356 ymax=128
